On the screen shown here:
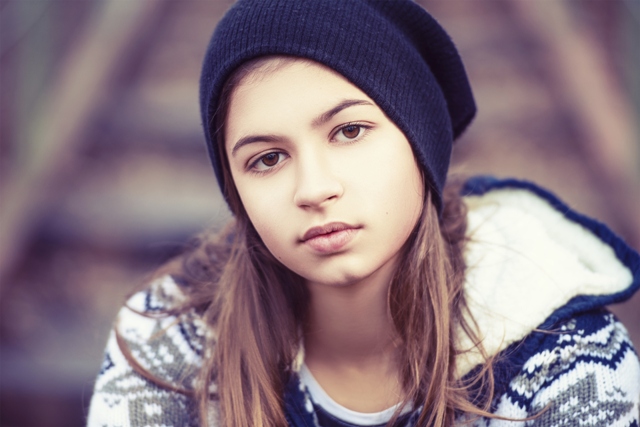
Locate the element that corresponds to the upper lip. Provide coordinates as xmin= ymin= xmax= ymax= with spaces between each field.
xmin=301 ymin=222 xmax=358 ymax=242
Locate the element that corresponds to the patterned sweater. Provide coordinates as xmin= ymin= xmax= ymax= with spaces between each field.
xmin=87 ymin=178 xmax=640 ymax=427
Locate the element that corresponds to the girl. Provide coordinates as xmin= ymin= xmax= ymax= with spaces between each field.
xmin=88 ymin=1 xmax=640 ymax=426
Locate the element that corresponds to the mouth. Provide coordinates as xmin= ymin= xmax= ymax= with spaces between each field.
xmin=301 ymin=222 xmax=361 ymax=254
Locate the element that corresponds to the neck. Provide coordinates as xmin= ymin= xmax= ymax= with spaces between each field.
xmin=303 ymin=261 xmax=398 ymax=368
xmin=301 ymin=259 xmax=406 ymax=412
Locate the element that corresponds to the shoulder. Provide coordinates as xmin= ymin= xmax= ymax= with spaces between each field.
xmin=87 ymin=275 xmax=209 ymax=427
xmin=456 ymin=178 xmax=640 ymax=425
xmin=488 ymin=310 xmax=640 ymax=426
xmin=455 ymin=176 xmax=640 ymax=377
xmin=114 ymin=275 xmax=208 ymax=367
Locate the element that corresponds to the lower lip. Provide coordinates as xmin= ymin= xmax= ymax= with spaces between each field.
xmin=304 ymin=228 xmax=359 ymax=254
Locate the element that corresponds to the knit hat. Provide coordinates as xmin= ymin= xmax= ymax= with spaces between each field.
xmin=200 ymin=0 xmax=475 ymax=213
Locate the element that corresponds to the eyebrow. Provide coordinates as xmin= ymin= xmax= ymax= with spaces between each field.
xmin=230 ymin=98 xmax=373 ymax=157
xmin=311 ymin=99 xmax=373 ymax=128
xmin=231 ymin=134 xmax=281 ymax=157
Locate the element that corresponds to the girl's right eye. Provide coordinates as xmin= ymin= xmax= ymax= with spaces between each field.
xmin=249 ymin=152 xmax=288 ymax=173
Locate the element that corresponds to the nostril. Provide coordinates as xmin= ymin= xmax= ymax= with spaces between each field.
xmin=293 ymin=183 xmax=343 ymax=209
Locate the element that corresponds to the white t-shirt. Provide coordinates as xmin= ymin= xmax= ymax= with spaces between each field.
xmin=298 ymin=364 xmax=410 ymax=426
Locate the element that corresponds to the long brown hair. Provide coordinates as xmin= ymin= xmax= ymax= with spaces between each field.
xmin=119 ymin=57 xmax=498 ymax=426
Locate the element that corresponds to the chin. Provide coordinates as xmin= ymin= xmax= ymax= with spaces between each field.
xmin=289 ymin=251 xmax=399 ymax=289
xmin=313 ymin=276 xmax=362 ymax=288
xmin=301 ymin=264 xmax=380 ymax=288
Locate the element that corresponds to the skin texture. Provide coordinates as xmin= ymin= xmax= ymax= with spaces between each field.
xmin=225 ymin=58 xmax=424 ymax=412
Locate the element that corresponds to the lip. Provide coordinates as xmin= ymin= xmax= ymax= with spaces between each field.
xmin=301 ymin=222 xmax=360 ymax=254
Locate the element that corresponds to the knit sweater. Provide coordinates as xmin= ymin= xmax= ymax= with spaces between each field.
xmin=87 ymin=177 xmax=640 ymax=427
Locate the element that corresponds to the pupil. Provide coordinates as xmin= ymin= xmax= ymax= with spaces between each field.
xmin=263 ymin=153 xmax=278 ymax=166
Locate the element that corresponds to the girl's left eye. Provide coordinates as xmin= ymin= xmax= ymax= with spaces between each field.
xmin=333 ymin=123 xmax=369 ymax=142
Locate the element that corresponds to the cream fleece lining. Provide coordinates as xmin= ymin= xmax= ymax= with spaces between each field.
xmin=455 ymin=188 xmax=632 ymax=378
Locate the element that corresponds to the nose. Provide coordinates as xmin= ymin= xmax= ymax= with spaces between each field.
xmin=293 ymin=154 xmax=344 ymax=209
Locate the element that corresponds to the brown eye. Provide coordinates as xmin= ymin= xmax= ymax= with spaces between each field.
xmin=261 ymin=153 xmax=280 ymax=167
xmin=341 ymin=125 xmax=361 ymax=139
xmin=332 ymin=123 xmax=370 ymax=143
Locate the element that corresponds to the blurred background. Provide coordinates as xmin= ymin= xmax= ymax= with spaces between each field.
xmin=1 ymin=1 xmax=639 ymax=426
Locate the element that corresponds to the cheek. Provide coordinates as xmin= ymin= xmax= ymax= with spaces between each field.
xmin=348 ymin=134 xmax=424 ymax=217
xmin=234 ymin=178 xmax=294 ymax=258
xmin=379 ymin=161 xmax=424 ymax=240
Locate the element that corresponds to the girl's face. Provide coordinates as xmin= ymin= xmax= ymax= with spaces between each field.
xmin=225 ymin=59 xmax=424 ymax=287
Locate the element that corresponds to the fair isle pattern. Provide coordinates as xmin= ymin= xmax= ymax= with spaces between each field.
xmin=470 ymin=312 xmax=640 ymax=427
xmin=87 ymin=277 xmax=206 ymax=427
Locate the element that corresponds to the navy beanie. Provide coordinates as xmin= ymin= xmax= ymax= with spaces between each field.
xmin=200 ymin=0 xmax=475 ymax=213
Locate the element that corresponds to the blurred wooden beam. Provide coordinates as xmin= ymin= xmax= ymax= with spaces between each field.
xmin=510 ymin=0 xmax=640 ymax=246
xmin=0 ymin=1 xmax=165 ymax=292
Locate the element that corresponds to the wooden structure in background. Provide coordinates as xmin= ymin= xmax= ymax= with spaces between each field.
xmin=0 ymin=1 xmax=638 ymax=425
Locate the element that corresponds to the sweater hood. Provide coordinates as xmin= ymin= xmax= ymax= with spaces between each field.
xmin=455 ymin=177 xmax=640 ymax=378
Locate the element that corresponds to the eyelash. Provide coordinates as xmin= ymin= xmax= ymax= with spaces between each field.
xmin=247 ymin=122 xmax=373 ymax=174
